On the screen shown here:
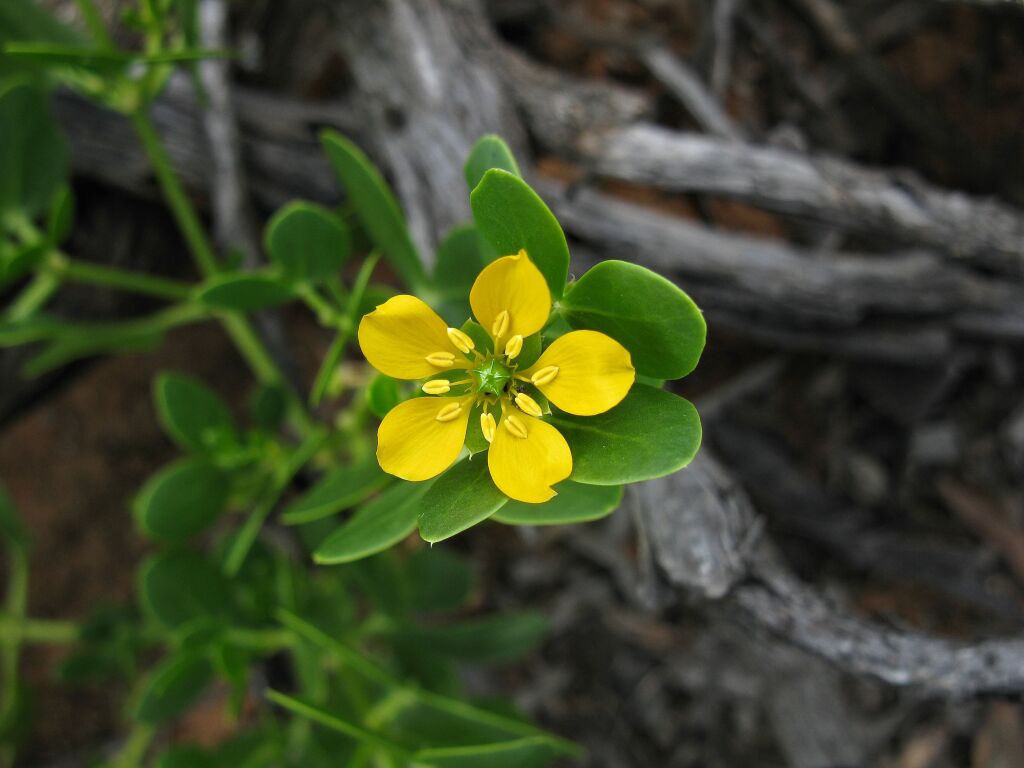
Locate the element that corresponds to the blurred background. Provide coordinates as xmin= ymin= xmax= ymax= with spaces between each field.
xmin=3 ymin=0 xmax=1024 ymax=765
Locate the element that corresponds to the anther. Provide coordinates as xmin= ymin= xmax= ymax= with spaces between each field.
xmin=514 ymin=392 xmax=542 ymax=417
xmin=422 ymin=379 xmax=451 ymax=395
xmin=446 ymin=327 xmax=475 ymax=354
xmin=491 ymin=310 xmax=510 ymax=339
xmin=530 ymin=366 xmax=559 ymax=387
xmin=504 ymin=414 xmax=528 ymax=439
xmin=425 ymin=351 xmax=456 ymax=367
xmin=480 ymin=412 xmax=496 ymax=443
xmin=435 ymin=402 xmax=463 ymax=422
xmin=504 ymin=334 xmax=523 ymax=360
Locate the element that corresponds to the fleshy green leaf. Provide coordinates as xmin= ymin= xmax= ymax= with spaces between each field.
xmin=134 ymin=653 xmax=213 ymax=725
xmin=433 ymin=224 xmax=491 ymax=323
xmin=250 ymin=383 xmax=287 ymax=431
xmin=320 ymin=130 xmax=426 ymax=291
xmin=493 ymin=482 xmax=622 ymax=525
xmin=47 ymin=184 xmax=75 ymax=244
xmin=548 ymin=384 xmax=702 ymax=485
xmin=196 ymin=273 xmax=294 ymax=311
xmin=562 ymin=260 xmax=706 ymax=379
xmin=393 ymin=612 xmax=547 ymax=665
xmin=281 ymin=460 xmax=387 ymax=525
xmin=139 ymin=551 xmax=232 ymax=630
xmin=463 ymin=135 xmax=521 ymax=191
xmin=0 ymin=82 xmax=69 ymax=218
xmin=470 ymin=169 xmax=569 ymax=299
xmin=418 ymin=458 xmax=508 ymax=543
xmin=366 ymin=374 xmax=402 ymax=419
xmin=264 ymin=201 xmax=351 ymax=282
xmin=153 ymin=372 xmax=236 ymax=453
xmin=134 ymin=459 xmax=230 ymax=542
xmin=313 ymin=481 xmax=430 ymax=564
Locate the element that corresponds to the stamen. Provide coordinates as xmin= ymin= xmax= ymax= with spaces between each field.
xmin=425 ymin=351 xmax=456 ymax=367
xmin=491 ymin=310 xmax=510 ymax=339
xmin=530 ymin=365 xmax=559 ymax=386
xmin=504 ymin=334 xmax=523 ymax=360
xmin=446 ymin=327 xmax=475 ymax=354
xmin=514 ymin=392 xmax=543 ymax=417
xmin=504 ymin=414 xmax=528 ymax=439
xmin=435 ymin=402 xmax=463 ymax=422
xmin=422 ymin=379 xmax=451 ymax=395
xmin=480 ymin=412 xmax=496 ymax=443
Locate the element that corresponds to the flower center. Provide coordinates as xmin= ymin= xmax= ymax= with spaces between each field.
xmin=473 ymin=358 xmax=511 ymax=396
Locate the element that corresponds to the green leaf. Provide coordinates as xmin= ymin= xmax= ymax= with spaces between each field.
xmin=0 ymin=483 xmax=28 ymax=550
xmin=493 ymin=482 xmax=622 ymax=525
xmin=433 ymin=224 xmax=491 ymax=323
xmin=134 ymin=652 xmax=213 ymax=725
xmin=470 ymin=169 xmax=569 ymax=299
xmin=250 ymin=383 xmax=287 ymax=431
xmin=264 ymin=201 xmax=351 ymax=282
xmin=413 ymin=737 xmax=564 ymax=768
xmin=0 ymin=82 xmax=69 ymax=218
xmin=280 ymin=460 xmax=388 ymax=525
xmin=313 ymin=481 xmax=431 ymax=564
xmin=464 ymin=135 xmax=521 ymax=191
xmin=406 ymin=547 xmax=473 ymax=612
xmin=47 ymin=184 xmax=75 ymax=244
xmin=548 ymin=384 xmax=702 ymax=485
xmin=460 ymin=319 xmax=493 ymax=355
xmin=155 ymin=746 xmax=217 ymax=768
xmin=320 ymin=130 xmax=425 ymax=290
xmin=139 ymin=551 xmax=232 ymax=630
xmin=153 ymin=372 xmax=236 ymax=453
xmin=196 ymin=273 xmax=294 ymax=311
xmin=366 ymin=374 xmax=402 ymax=419
xmin=134 ymin=459 xmax=230 ymax=542
xmin=418 ymin=458 xmax=508 ymax=544
xmin=395 ymin=612 xmax=547 ymax=665
xmin=562 ymin=260 xmax=706 ymax=379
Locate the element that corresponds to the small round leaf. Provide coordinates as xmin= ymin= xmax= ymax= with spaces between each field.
xmin=264 ymin=201 xmax=351 ymax=281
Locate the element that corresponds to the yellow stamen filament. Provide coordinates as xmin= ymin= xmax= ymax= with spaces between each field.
xmin=530 ymin=365 xmax=559 ymax=387
xmin=504 ymin=413 xmax=528 ymax=439
xmin=422 ymin=379 xmax=451 ymax=395
xmin=435 ymin=402 xmax=463 ymax=422
xmin=480 ymin=411 xmax=496 ymax=443
xmin=491 ymin=310 xmax=510 ymax=339
xmin=514 ymin=392 xmax=542 ymax=417
xmin=446 ymin=327 xmax=475 ymax=354
xmin=425 ymin=351 xmax=456 ymax=367
xmin=504 ymin=334 xmax=523 ymax=360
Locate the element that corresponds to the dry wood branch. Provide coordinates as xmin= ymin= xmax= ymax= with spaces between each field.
xmin=635 ymin=448 xmax=1024 ymax=696
xmin=583 ymin=124 xmax=1024 ymax=275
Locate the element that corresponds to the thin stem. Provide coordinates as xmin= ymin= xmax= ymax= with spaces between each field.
xmin=130 ymin=109 xmax=219 ymax=276
xmin=73 ymin=0 xmax=114 ymax=47
xmin=53 ymin=256 xmax=193 ymax=301
xmin=4 ymin=273 xmax=61 ymax=321
xmin=224 ymin=426 xmax=328 ymax=576
xmin=0 ymin=550 xmax=28 ymax=768
xmin=105 ymin=723 xmax=154 ymax=768
xmin=0 ymin=614 xmax=79 ymax=644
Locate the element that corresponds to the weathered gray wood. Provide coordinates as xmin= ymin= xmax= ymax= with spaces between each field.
xmin=584 ymin=123 xmax=1024 ymax=274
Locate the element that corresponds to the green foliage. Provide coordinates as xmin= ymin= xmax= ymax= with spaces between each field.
xmin=470 ymin=169 xmax=570 ymax=299
xmin=366 ymin=374 xmax=402 ymax=419
xmin=463 ymin=134 xmax=521 ymax=191
xmin=0 ymin=82 xmax=69 ymax=219
xmin=134 ymin=652 xmax=213 ymax=725
xmin=138 ymin=551 xmax=232 ymax=630
xmin=320 ymin=130 xmax=426 ymax=291
xmin=281 ymin=459 xmax=387 ymax=525
xmin=549 ymin=384 xmax=702 ymax=485
xmin=195 ymin=272 xmax=294 ymax=310
xmin=134 ymin=459 xmax=230 ymax=542
xmin=154 ymin=372 xmax=237 ymax=453
xmin=494 ymin=482 xmax=623 ymax=525
xmin=265 ymin=201 xmax=351 ymax=282
xmin=418 ymin=459 xmax=509 ymax=544
xmin=563 ymin=260 xmax=706 ymax=379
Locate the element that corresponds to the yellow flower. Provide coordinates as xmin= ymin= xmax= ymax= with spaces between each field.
xmin=358 ymin=250 xmax=635 ymax=503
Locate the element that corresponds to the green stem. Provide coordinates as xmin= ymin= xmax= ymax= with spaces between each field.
xmin=4 ymin=273 xmax=61 ymax=321
xmin=105 ymin=723 xmax=154 ymax=768
xmin=0 ymin=614 xmax=79 ymax=644
xmin=130 ymin=109 xmax=219 ymax=276
xmin=73 ymin=0 xmax=114 ymax=47
xmin=224 ymin=427 xmax=328 ymax=576
xmin=309 ymin=252 xmax=381 ymax=406
xmin=53 ymin=255 xmax=193 ymax=301
xmin=0 ymin=550 xmax=28 ymax=768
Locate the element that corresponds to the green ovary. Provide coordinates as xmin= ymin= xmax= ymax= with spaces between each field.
xmin=473 ymin=358 xmax=512 ymax=396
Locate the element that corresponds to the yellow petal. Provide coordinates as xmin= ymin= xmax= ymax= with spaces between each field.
xmin=521 ymin=330 xmax=634 ymax=416
xmin=377 ymin=396 xmax=470 ymax=481
xmin=358 ymin=295 xmax=467 ymax=380
xmin=488 ymin=412 xmax=571 ymax=503
xmin=470 ymin=250 xmax=550 ymax=343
